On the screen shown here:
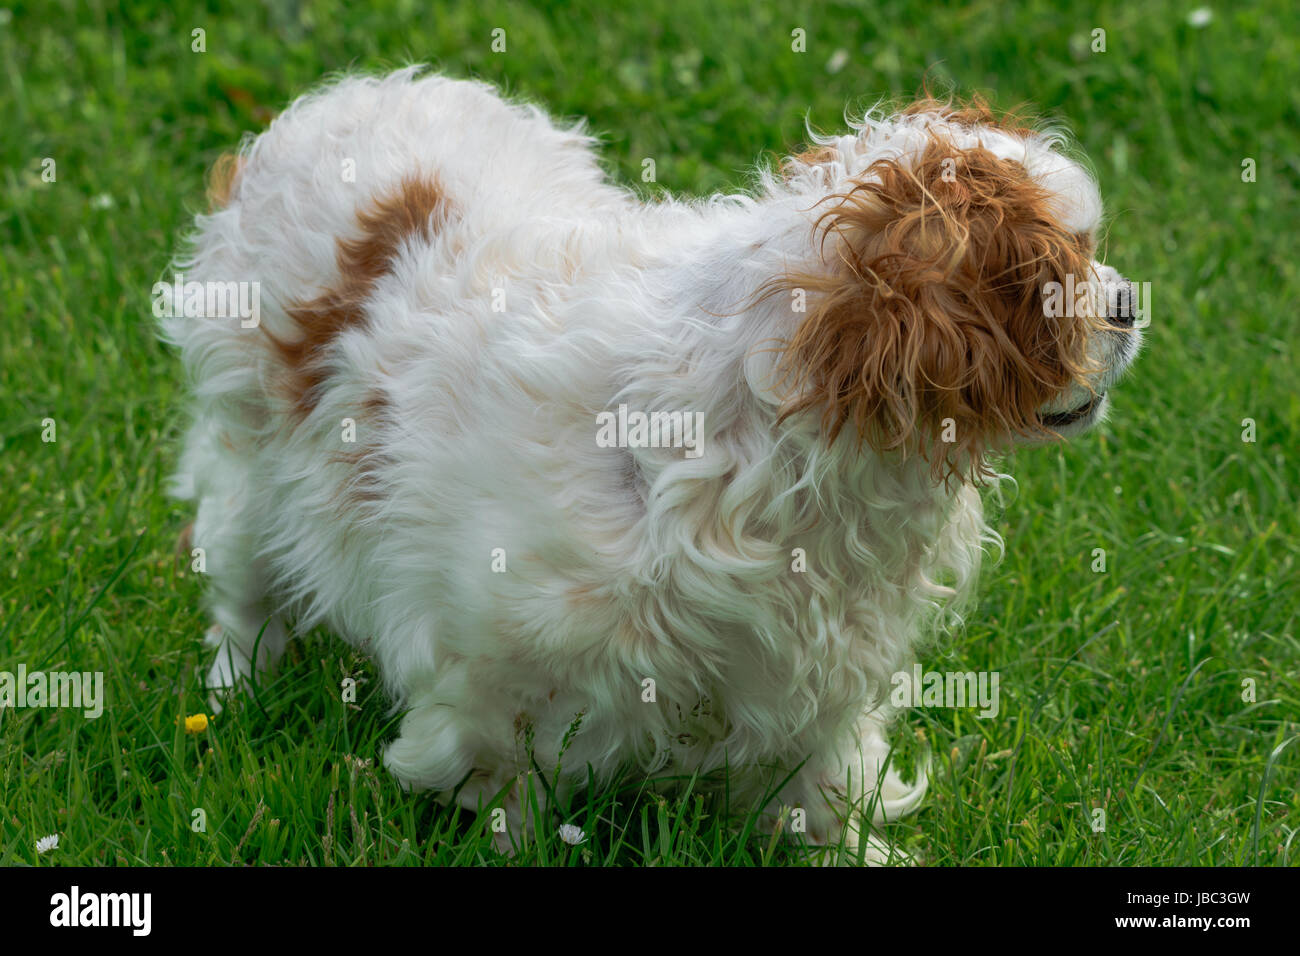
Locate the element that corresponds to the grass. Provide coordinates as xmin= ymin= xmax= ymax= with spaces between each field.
xmin=1 ymin=0 xmax=1297 ymax=866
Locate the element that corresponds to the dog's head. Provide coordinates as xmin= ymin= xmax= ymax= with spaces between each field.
xmin=764 ymin=98 xmax=1141 ymax=480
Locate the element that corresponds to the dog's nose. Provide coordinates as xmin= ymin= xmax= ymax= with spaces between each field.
xmin=1107 ymin=282 xmax=1135 ymax=329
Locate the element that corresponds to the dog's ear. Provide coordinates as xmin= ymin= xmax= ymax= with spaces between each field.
xmin=769 ymin=135 xmax=1101 ymax=480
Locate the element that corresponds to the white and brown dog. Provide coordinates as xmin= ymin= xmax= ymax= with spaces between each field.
xmin=163 ymin=68 xmax=1139 ymax=860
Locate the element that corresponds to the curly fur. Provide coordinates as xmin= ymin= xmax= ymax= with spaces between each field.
xmin=160 ymin=68 xmax=1139 ymax=861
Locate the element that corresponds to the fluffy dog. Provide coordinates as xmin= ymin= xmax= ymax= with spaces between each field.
xmin=162 ymin=68 xmax=1140 ymax=860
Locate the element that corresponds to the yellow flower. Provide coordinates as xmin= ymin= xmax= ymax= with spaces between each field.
xmin=181 ymin=713 xmax=209 ymax=734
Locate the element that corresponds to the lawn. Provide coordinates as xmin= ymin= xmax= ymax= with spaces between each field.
xmin=1 ymin=0 xmax=1297 ymax=865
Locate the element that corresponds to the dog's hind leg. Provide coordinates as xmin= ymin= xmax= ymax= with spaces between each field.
xmin=180 ymin=424 xmax=289 ymax=711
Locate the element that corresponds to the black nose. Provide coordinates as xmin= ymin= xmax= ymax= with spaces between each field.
xmin=1108 ymin=282 xmax=1135 ymax=329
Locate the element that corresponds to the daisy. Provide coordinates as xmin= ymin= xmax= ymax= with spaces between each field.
xmin=558 ymin=824 xmax=586 ymax=846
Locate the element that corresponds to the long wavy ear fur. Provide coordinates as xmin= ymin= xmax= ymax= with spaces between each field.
xmin=769 ymin=113 xmax=1102 ymax=484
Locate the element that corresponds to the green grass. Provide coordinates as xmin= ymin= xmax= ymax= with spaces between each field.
xmin=2 ymin=0 xmax=1297 ymax=866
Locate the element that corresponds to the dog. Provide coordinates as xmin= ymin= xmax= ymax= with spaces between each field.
xmin=161 ymin=67 xmax=1140 ymax=861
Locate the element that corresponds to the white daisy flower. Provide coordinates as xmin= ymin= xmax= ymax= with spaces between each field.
xmin=1187 ymin=8 xmax=1213 ymax=27
xmin=36 ymin=833 xmax=59 ymax=854
xmin=558 ymin=824 xmax=586 ymax=845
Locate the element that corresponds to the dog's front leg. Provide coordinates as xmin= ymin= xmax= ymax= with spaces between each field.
xmin=758 ymin=713 xmax=927 ymax=864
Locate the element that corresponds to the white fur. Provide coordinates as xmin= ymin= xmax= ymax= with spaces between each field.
xmin=162 ymin=68 xmax=1133 ymax=862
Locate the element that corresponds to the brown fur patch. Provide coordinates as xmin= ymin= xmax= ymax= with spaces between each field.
xmin=206 ymin=152 xmax=245 ymax=210
xmin=782 ymin=145 xmax=840 ymax=179
xmin=176 ymin=521 xmax=194 ymax=561
xmin=764 ymin=118 xmax=1103 ymax=484
xmin=901 ymin=93 xmax=1041 ymax=138
xmin=270 ymin=176 xmax=448 ymax=419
